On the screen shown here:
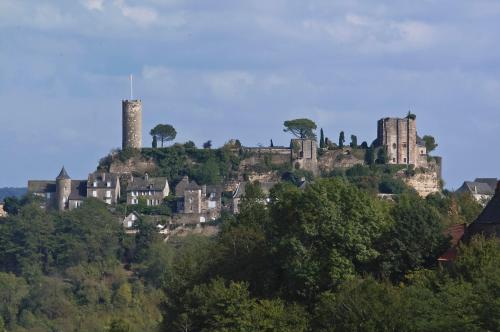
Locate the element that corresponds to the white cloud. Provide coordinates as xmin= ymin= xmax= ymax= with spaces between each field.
xmin=82 ymin=0 xmax=105 ymax=11
xmin=114 ymin=0 xmax=158 ymax=26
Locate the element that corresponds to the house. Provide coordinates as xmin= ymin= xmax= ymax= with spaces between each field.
xmin=87 ymin=172 xmax=121 ymax=205
xmin=123 ymin=211 xmax=140 ymax=228
xmin=456 ymin=180 xmax=495 ymax=203
xmin=28 ymin=167 xmax=121 ymax=211
xmin=464 ymin=181 xmax=500 ymax=240
xmin=173 ymin=176 xmax=222 ymax=223
xmin=437 ymin=223 xmax=467 ymax=264
xmin=127 ymin=173 xmax=169 ymax=206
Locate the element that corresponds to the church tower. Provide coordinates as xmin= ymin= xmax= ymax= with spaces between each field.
xmin=55 ymin=166 xmax=71 ymax=211
xmin=122 ymin=99 xmax=142 ymax=149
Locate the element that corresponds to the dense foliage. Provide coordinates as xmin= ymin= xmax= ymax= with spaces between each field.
xmin=0 ymin=175 xmax=488 ymax=331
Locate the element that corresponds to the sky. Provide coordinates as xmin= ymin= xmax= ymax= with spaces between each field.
xmin=1 ymin=0 xmax=499 ymax=189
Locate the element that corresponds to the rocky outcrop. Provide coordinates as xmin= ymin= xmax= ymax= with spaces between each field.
xmin=403 ymin=170 xmax=441 ymax=197
xmin=109 ymin=157 xmax=157 ymax=176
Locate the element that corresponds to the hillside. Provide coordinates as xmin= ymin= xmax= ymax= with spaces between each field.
xmin=0 ymin=187 xmax=27 ymax=201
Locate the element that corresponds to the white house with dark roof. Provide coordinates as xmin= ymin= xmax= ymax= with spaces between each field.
xmin=456 ymin=179 xmax=496 ymax=204
xmin=126 ymin=173 xmax=169 ymax=206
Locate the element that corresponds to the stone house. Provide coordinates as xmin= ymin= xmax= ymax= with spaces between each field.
xmin=123 ymin=211 xmax=140 ymax=228
xmin=87 ymin=172 xmax=121 ymax=205
xmin=127 ymin=173 xmax=169 ymax=206
xmin=174 ymin=176 xmax=222 ymax=223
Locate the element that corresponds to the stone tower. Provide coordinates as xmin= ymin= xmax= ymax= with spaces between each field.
xmin=377 ymin=114 xmax=417 ymax=165
xmin=55 ymin=166 xmax=72 ymax=211
xmin=290 ymin=138 xmax=319 ymax=175
xmin=122 ymin=99 xmax=142 ymax=149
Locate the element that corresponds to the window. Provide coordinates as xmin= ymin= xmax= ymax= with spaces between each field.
xmin=106 ymin=190 xmax=111 ymax=198
xmin=392 ymin=143 xmax=397 ymax=149
xmin=92 ymin=190 xmax=97 ymax=197
xmin=403 ymin=158 xmax=407 ymax=163
xmin=93 ymin=181 xmax=97 ymax=187
xmin=208 ymin=201 xmax=216 ymax=209
xmin=392 ymin=158 xmax=396 ymax=162
xmin=106 ymin=181 xmax=111 ymax=187
xmin=403 ymin=143 xmax=407 ymax=148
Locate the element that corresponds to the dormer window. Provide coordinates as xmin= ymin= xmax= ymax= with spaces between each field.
xmin=93 ymin=181 xmax=97 ymax=187
xmin=106 ymin=181 xmax=111 ymax=187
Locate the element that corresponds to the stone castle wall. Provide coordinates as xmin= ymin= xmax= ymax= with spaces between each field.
xmin=378 ymin=117 xmax=417 ymax=165
xmin=122 ymin=100 xmax=142 ymax=149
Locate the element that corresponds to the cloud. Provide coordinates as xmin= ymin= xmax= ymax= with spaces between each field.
xmin=82 ymin=0 xmax=105 ymax=11
xmin=204 ymin=71 xmax=255 ymax=100
xmin=114 ymin=0 xmax=158 ymax=26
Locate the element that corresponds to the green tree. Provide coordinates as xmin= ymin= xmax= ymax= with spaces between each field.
xmin=319 ymin=128 xmax=325 ymax=148
xmin=350 ymin=134 xmax=358 ymax=148
xmin=283 ymin=118 xmax=317 ymax=139
xmin=422 ymin=135 xmax=437 ymax=153
xmin=376 ymin=193 xmax=449 ymax=281
xmin=152 ymin=135 xmax=157 ymax=148
xmin=338 ymin=131 xmax=345 ymax=147
xmin=376 ymin=147 xmax=388 ymax=164
xmin=150 ymin=124 xmax=177 ymax=147
xmin=0 ymin=272 xmax=29 ymax=328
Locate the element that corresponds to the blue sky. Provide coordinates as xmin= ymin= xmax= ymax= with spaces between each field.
xmin=1 ymin=0 xmax=499 ymax=188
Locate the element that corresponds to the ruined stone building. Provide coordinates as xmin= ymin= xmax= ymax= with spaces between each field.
xmin=122 ymin=99 xmax=142 ymax=149
xmin=28 ymin=168 xmax=121 ymax=211
xmin=376 ymin=114 xmax=428 ymax=167
xmin=126 ymin=173 xmax=169 ymax=206
xmin=240 ymin=138 xmax=319 ymax=175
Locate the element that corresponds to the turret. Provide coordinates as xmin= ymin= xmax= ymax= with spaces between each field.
xmin=122 ymin=99 xmax=142 ymax=149
xmin=55 ymin=166 xmax=72 ymax=211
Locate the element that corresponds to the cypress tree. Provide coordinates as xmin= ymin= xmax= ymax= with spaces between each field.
xmin=320 ymin=128 xmax=325 ymax=148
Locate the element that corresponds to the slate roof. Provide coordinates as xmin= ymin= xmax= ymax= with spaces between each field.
xmin=457 ymin=181 xmax=494 ymax=196
xmin=185 ymin=181 xmax=201 ymax=191
xmin=438 ymin=223 xmax=467 ymax=262
xmin=28 ymin=180 xmax=56 ymax=193
xmin=127 ymin=176 xmax=168 ymax=191
xmin=56 ymin=167 xmax=71 ymax=180
xmin=87 ymin=172 xmax=119 ymax=189
xmin=472 ymin=187 xmax=500 ymax=224
xmin=233 ymin=181 xmax=277 ymax=198
xmin=474 ymin=178 xmax=498 ymax=191
xmin=68 ymin=180 xmax=88 ymax=200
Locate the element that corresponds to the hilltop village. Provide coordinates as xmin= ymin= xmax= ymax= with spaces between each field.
xmin=25 ymin=97 xmax=446 ymax=230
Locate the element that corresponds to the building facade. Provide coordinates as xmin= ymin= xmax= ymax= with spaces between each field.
xmin=87 ymin=172 xmax=121 ymax=205
xmin=126 ymin=174 xmax=169 ymax=206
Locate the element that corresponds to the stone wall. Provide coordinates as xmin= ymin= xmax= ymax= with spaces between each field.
xmin=378 ymin=116 xmax=417 ymax=165
xmin=109 ymin=157 xmax=157 ymax=176
xmin=317 ymin=148 xmax=365 ymax=174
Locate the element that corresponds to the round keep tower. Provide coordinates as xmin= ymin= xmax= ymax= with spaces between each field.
xmin=55 ymin=166 xmax=72 ymax=211
xmin=122 ymin=99 xmax=142 ymax=149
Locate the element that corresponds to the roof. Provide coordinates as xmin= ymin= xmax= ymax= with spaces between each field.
xmin=474 ymin=178 xmax=498 ymax=191
xmin=68 ymin=180 xmax=87 ymax=200
xmin=128 ymin=176 xmax=168 ymax=191
xmin=233 ymin=181 xmax=277 ymax=198
xmin=437 ymin=224 xmax=466 ymax=262
xmin=28 ymin=180 xmax=56 ymax=193
xmin=457 ymin=181 xmax=494 ymax=196
xmin=175 ymin=176 xmax=190 ymax=197
xmin=56 ymin=167 xmax=71 ymax=180
xmin=185 ymin=180 xmax=201 ymax=191
xmin=88 ymin=172 xmax=119 ymax=189
xmin=471 ymin=187 xmax=500 ymax=225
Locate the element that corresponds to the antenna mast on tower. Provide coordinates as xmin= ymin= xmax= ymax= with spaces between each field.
xmin=129 ymin=74 xmax=134 ymax=100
